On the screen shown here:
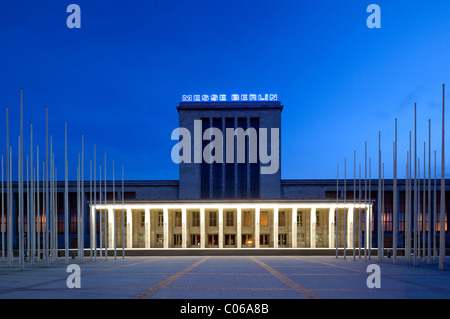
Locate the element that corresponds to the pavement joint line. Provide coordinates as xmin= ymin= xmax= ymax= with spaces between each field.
xmin=166 ymin=286 xmax=292 ymax=291
xmin=249 ymin=257 xmax=321 ymax=299
xmin=289 ymin=256 xmax=450 ymax=293
xmin=0 ymin=257 xmax=165 ymax=296
xmin=131 ymin=257 xmax=210 ymax=299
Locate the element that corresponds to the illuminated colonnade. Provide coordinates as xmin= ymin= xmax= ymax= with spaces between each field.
xmin=90 ymin=202 xmax=372 ymax=249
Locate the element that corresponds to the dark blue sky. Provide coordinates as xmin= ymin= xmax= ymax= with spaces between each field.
xmin=0 ymin=1 xmax=449 ymax=181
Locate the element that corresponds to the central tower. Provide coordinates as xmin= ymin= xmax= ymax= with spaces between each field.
xmin=177 ymin=99 xmax=283 ymax=200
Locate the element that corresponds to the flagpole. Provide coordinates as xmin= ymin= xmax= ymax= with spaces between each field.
xmin=122 ymin=165 xmax=124 ymax=258
xmin=81 ymin=135 xmax=84 ymax=263
xmin=90 ymin=159 xmax=92 ymax=260
xmin=99 ymin=165 xmax=102 ymax=260
xmin=439 ymin=84 xmax=445 ymax=271
xmin=30 ymin=124 xmax=34 ymax=264
xmin=393 ymin=119 xmax=398 ymax=264
xmin=344 ymin=157 xmax=347 ymax=260
xmin=364 ymin=141 xmax=367 ymax=262
xmin=353 ymin=150 xmax=356 ymax=261
xmin=336 ymin=163 xmax=339 ymax=258
xmin=19 ymin=89 xmax=24 ymax=271
xmin=358 ymin=163 xmax=361 ymax=259
xmin=64 ymin=123 xmax=68 ymax=264
xmin=113 ymin=159 xmax=116 ymax=260
xmin=414 ymin=103 xmax=418 ymax=267
xmin=104 ymin=153 xmax=108 ymax=261
xmin=433 ymin=150 xmax=437 ymax=260
xmin=378 ymin=131 xmax=382 ymax=261
xmin=428 ymin=119 xmax=431 ymax=264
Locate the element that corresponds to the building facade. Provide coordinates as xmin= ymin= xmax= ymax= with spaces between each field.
xmin=0 ymin=98 xmax=449 ymax=252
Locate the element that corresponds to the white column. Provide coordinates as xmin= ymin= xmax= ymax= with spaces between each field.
xmin=182 ymin=207 xmax=187 ymax=248
xmin=219 ymin=208 xmax=223 ymax=248
xmin=310 ymin=207 xmax=316 ymax=248
xmin=108 ymin=208 xmax=115 ymax=248
xmin=329 ymin=207 xmax=335 ymax=248
xmin=347 ymin=207 xmax=354 ymax=249
xmin=126 ymin=208 xmax=132 ymax=248
xmin=90 ymin=206 xmax=96 ymax=252
xmin=144 ymin=208 xmax=150 ymax=248
xmin=255 ymin=208 xmax=260 ymax=248
xmin=163 ymin=207 xmax=169 ymax=249
xmin=273 ymin=208 xmax=279 ymax=248
xmin=200 ymin=207 xmax=205 ymax=248
xmin=292 ymin=208 xmax=297 ymax=248
xmin=237 ymin=208 xmax=242 ymax=248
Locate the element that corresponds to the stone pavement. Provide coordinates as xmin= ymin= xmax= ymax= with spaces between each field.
xmin=0 ymin=255 xmax=450 ymax=299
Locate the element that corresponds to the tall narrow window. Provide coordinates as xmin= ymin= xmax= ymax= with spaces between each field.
xmin=226 ymin=211 xmax=234 ymax=226
xmin=158 ymin=212 xmax=164 ymax=227
xmin=260 ymin=211 xmax=268 ymax=227
xmin=192 ymin=211 xmax=200 ymax=227
xmin=279 ymin=211 xmax=285 ymax=227
xmin=243 ymin=211 xmax=251 ymax=227
xmin=175 ymin=211 xmax=182 ymax=227
xmin=209 ymin=211 xmax=217 ymax=227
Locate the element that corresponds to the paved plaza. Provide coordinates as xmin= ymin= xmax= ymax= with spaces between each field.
xmin=0 ymin=255 xmax=450 ymax=299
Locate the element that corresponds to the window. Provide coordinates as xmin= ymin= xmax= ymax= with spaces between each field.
xmin=139 ymin=234 xmax=145 ymax=242
xmin=173 ymin=234 xmax=182 ymax=246
xmin=192 ymin=211 xmax=200 ymax=227
xmin=140 ymin=212 xmax=145 ymax=227
xmin=297 ymin=211 xmax=303 ymax=227
xmin=158 ymin=212 xmax=163 ymax=227
xmin=208 ymin=234 xmax=218 ymax=246
xmin=175 ymin=211 xmax=181 ymax=227
xmin=226 ymin=211 xmax=234 ymax=226
xmin=209 ymin=211 xmax=217 ymax=227
xmin=260 ymin=211 xmax=268 ymax=227
xmin=242 ymin=234 xmax=253 ymax=247
xmin=156 ymin=234 xmax=164 ymax=243
xmin=278 ymin=234 xmax=287 ymax=246
xmin=297 ymin=233 xmax=305 ymax=242
xmin=316 ymin=211 xmax=320 ymax=227
xmin=279 ymin=211 xmax=285 ymax=227
xmin=191 ymin=234 xmax=200 ymax=246
xmin=260 ymin=234 xmax=270 ymax=246
xmin=316 ymin=234 xmax=322 ymax=242
xmin=243 ymin=211 xmax=251 ymax=227
xmin=225 ymin=234 xmax=235 ymax=246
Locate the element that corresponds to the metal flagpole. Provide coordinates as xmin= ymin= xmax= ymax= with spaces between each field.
xmin=45 ymin=107 xmax=49 ymax=267
xmin=414 ymin=103 xmax=418 ymax=267
xmin=393 ymin=120 xmax=398 ymax=264
xmin=90 ymin=160 xmax=92 ymax=260
xmin=113 ymin=159 xmax=116 ymax=260
xmin=65 ymin=123 xmax=68 ymax=264
xmin=439 ymin=84 xmax=445 ymax=271
xmin=1 ymin=154 xmax=4 ymax=262
xmin=8 ymin=147 xmax=12 ymax=266
xmin=30 ymin=124 xmax=34 ymax=264
xmin=104 ymin=153 xmax=107 ymax=261
xmin=77 ymin=154 xmax=80 ymax=261
xmin=369 ymin=157 xmax=372 ymax=260
xmin=36 ymin=146 xmax=40 ymax=262
xmin=27 ymin=155 xmax=30 ymax=262
xmin=428 ymin=119 xmax=431 ymax=264
xmin=406 ymin=156 xmax=409 ymax=260
xmin=19 ymin=89 xmax=24 ymax=271
xmin=336 ymin=163 xmax=338 ymax=258
xmin=99 ymin=165 xmax=102 ymax=260
xmin=81 ymin=135 xmax=84 ymax=263
xmin=433 ymin=150 xmax=437 ymax=260
xmin=378 ymin=131 xmax=382 ymax=262
xmin=408 ymin=131 xmax=412 ymax=261
xmin=344 ymin=158 xmax=347 ymax=260
xmin=382 ymin=163 xmax=385 ymax=256
xmin=418 ymin=157 xmax=421 ymax=260
xmin=50 ymin=137 xmax=53 ymax=263
xmin=423 ymin=142 xmax=426 ymax=261
xmin=6 ymin=108 xmax=11 ymax=267
xmin=364 ymin=142 xmax=367 ymax=262
xmin=122 ymin=165 xmax=124 ymax=258
xmin=353 ymin=151 xmax=356 ymax=261
xmin=94 ymin=145 xmax=97 ymax=261
xmin=359 ymin=164 xmax=361 ymax=259
xmin=54 ymin=166 xmax=57 ymax=261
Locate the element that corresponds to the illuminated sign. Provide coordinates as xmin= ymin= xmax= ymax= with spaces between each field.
xmin=181 ymin=94 xmax=278 ymax=102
